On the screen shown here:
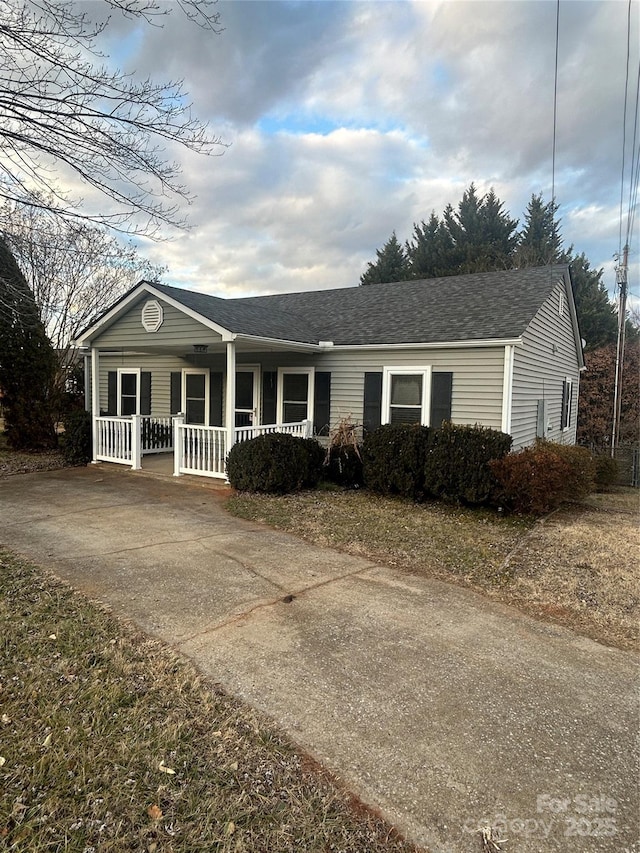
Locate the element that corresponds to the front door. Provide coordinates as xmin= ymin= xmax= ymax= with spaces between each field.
xmin=235 ymin=368 xmax=259 ymax=428
xmin=183 ymin=370 xmax=208 ymax=425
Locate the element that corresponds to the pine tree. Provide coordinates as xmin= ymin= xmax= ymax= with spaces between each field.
xmin=569 ymin=254 xmax=618 ymax=350
xmin=443 ymin=184 xmax=518 ymax=273
xmin=515 ymin=194 xmax=565 ymax=267
xmin=405 ymin=212 xmax=455 ymax=279
xmin=0 ymin=238 xmax=58 ymax=449
xmin=360 ymin=232 xmax=409 ymax=285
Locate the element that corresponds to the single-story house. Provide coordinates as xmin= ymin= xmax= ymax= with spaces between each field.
xmin=75 ymin=265 xmax=585 ymax=479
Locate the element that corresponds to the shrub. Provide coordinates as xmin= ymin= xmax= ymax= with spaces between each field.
xmin=300 ymin=437 xmax=325 ymax=488
xmin=362 ymin=424 xmax=429 ymax=500
xmin=593 ymin=453 xmax=619 ymax=490
xmin=424 ymin=423 xmax=512 ymax=505
xmin=226 ymin=433 xmax=323 ymax=493
xmin=61 ymin=409 xmax=92 ymax=466
xmin=540 ymin=441 xmax=595 ymax=499
xmin=323 ymin=445 xmax=364 ymax=488
xmin=490 ymin=440 xmax=595 ymax=515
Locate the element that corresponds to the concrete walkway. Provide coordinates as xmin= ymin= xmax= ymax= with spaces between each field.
xmin=1 ymin=465 xmax=637 ymax=853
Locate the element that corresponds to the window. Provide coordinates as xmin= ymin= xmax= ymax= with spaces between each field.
xmin=277 ymin=368 xmax=314 ymax=424
xmin=107 ymin=370 xmax=150 ymax=416
xmin=561 ymin=377 xmax=573 ymax=431
xmin=381 ymin=367 xmax=431 ymax=425
xmin=559 ymin=291 xmax=565 ymax=316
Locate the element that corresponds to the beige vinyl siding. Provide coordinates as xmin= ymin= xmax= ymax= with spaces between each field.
xmin=511 ymin=282 xmax=581 ymax=449
xmin=92 ymin=297 xmax=223 ymax=349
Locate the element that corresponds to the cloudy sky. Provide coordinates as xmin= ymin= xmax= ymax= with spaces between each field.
xmin=98 ymin=0 xmax=638 ymax=301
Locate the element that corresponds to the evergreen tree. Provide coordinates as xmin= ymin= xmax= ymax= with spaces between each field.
xmin=515 ymin=193 xmax=565 ymax=267
xmin=360 ymin=232 xmax=409 ymax=285
xmin=405 ymin=212 xmax=455 ymax=279
xmin=0 ymin=238 xmax=58 ymax=450
xmin=569 ymin=254 xmax=618 ymax=350
xmin=443 ymin=184 xmax=518 ymax=273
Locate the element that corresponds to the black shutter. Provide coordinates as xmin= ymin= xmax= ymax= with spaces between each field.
xmin=209 ymin=371 xmax=223 ymax=426
xmin=363 ymin=372 xmax=383 ymax=433
xmin=107 ymin=371 xmax=117 ymax=415
xmin=430 ymin=372 xmax=453 ymax=428
xmin=313 ymin=372 xmax=331 ymax=436
xmin=170 ymin=372 xmax=182 ymax=415
xmin=262 ymin=370 xmax=277 ymax=425
xmin=140 ymin=372 xmax=151 ymax=416
xmin=561 ymin=379 xmax=569 ymax=430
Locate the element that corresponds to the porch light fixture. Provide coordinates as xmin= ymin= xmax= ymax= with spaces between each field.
xmin=193 ymin=344 xmax=208 ymax=353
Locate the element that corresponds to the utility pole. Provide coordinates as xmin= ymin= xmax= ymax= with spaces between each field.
xmin=611 ymin=243 xmax=629 ymax=456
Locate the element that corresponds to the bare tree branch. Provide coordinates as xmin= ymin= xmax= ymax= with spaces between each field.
xmin=0 ymin=0 xmax=226 ymax=236
xmin=1 ymin=197 xmax=166 ymax=367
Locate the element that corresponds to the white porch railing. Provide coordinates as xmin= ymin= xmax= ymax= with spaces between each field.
xmin=174 ymin=418 xmax=314 ymax=479
xmin=94 ymin=415 xmax=313 ymax=479
xmin=234 ymin=419 xmax=313 ymax=444
xmin=174 ymin=421 xmax=228 ymax=478
xmin=94 ymin=416 xmax=139 ymax=467
xmin=94 ymin=415 xmax=174 ymax=468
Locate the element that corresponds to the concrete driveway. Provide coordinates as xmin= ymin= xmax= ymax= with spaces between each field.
xmin=1 ymin=465 xmax=637 ymax=853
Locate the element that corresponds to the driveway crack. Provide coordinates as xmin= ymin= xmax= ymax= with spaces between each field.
xmin=179 ymin=561 xmax=379 ymax=648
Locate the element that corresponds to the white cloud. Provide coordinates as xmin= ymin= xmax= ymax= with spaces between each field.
xmin=18 ymin=0 xmax=637 ymax=299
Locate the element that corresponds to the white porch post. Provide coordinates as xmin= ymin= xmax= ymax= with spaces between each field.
xmin=131 ymin=414 xmax=142 ymax=470
xmin=226 ymin=340 xmax=236 ymax=454
xmin=173 ymin=415 xmax=184 ymax=477
xmin=90 ymin=347 xmax=99 ymax=463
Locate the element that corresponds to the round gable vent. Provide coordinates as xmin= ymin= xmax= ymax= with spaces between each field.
xmin=141 ymin=299 xmax=164 ymax=332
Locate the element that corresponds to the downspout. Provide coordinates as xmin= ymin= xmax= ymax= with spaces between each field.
xmin=501 ymin=344 xmax=515 ymax=435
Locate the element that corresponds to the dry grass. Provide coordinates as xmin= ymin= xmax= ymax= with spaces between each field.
xmin=227 ymin=488 xmax=639 ymax=651
xmin=0 ymin=550 xmax=420 ymax=853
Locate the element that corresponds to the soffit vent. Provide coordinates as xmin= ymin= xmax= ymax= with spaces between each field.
xmin=141 ymin=299 xmax=164 ymax=333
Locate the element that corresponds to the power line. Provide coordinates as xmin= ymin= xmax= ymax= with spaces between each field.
xmin=551 ymin=0 xmax=560 ymax=219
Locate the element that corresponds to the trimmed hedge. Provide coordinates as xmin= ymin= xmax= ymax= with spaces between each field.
xmin=61 ymin=409 xmax=92 ymax=466
xmin=424 ymin=423 xmax=512 ymax=505
xmin=362 ymin=422 xmax=511 ymax=505
xmin=362 ymin=424 xmax=429 ymax=500
xmin=226 ymin=433 xmax=324 ymax=493
xmin=491 ymin=440 xmax=595 ymax=515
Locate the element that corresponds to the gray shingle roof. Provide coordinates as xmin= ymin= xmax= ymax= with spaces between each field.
xmin=152 ymin=265 xmax=568 ymax=346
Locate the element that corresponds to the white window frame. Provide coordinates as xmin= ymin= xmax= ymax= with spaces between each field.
xmin=117 ymin=368 xmax=140 ymax=416
xmin=277 ymin=367 xmax=315 ymax=425
xmin=561 ymin=376 xmax=573 ymax=432
xmin=381 ymin=366 xmax=432 ymax=426
xmin=182 ymin=368 xmax=210 ymax=426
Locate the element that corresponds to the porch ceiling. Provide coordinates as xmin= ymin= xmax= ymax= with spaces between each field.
xmin=88 ymin=337 xmax=320 ymax=357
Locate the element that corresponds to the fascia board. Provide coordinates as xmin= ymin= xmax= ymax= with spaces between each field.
xmin=326 ymin=338 xmax=523 ymax=351
xmin=563 ymin=268 xmax=586 ymax=370
xmin=233 ymin=334 xmax=320 ymax=351
xmin=74 ymin=282 xmax=235 ymax=345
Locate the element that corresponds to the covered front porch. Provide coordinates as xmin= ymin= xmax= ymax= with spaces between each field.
xmin=92 ymin=413 xmax=313 ymax=479
xmin=77 ymin=284 xmax=327 ymax=479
